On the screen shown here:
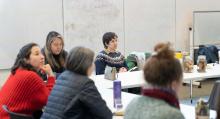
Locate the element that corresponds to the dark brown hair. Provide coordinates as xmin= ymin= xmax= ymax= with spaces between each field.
xmin=102 ymin=32 xmax=118 ymax=49
xmin=65 ymin=46 xmax=94 ymax=76
xmin=11 ymin=43 xmax=38 ymax=74
xmin=143 ymin=42 xmax=183 ymax=87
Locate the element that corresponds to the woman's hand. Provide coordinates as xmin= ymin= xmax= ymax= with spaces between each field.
xmin=41 ymin=64 xmax=54 ymax=77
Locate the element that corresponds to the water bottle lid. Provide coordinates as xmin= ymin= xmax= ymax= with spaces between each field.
xmin=114 ymin=79 xmax=121 ymax=82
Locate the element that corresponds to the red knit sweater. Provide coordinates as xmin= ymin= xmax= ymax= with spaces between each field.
xmin=0 ymin=68 xmax=55 ymax=119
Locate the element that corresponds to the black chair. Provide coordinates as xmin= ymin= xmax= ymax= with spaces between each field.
xmin=2 ymin=105 xmax=33 ymax=119
xmin=208 ymin=80 xmax=220 ymax=110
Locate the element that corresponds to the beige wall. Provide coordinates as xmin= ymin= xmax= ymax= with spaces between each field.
xmin=175 ymin=0 xmax=220 ymax=51
xmin=1 ymin=0 xmax=220 ymax=73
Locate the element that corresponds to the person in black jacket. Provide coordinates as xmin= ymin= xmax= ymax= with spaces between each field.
xmin=195 ymin=45 xmax=219 ymax=64
xmin=41 ymin=46 xmax=112 ymax=119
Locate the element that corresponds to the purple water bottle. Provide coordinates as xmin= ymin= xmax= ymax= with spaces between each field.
xmin=113 ymin=79 xmax=122 ymax=109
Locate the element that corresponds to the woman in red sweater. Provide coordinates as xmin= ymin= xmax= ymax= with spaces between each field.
xmin=0 ymin=43 xmax=55 ymax=119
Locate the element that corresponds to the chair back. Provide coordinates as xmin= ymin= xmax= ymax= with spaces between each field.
xmin=208 ymin=80 xmax=220 ymax=110
xmin=2 ymin=105 xmax=33 ymax=119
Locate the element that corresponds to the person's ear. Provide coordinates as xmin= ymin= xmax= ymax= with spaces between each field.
xmin=105 ymin=42 xmax=109 ymax=47
xmin=171 ymin=80 xmax=181 ymax=92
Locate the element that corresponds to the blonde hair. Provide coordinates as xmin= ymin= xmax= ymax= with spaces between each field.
xmin=44 ymin=31 xmax=65 ymax=69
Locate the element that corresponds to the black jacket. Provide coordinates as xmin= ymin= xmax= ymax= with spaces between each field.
xmin=41 ymin=70 xmax=112 ymax=119
xmin=195 ymin=45 xmax=219 ymax=64
xmin=41 ymin=48 xmax=68 ymax=73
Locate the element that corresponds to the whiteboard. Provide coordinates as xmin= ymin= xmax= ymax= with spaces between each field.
xmin=63 ymin=0 xmax=124 ymax=54
xmin=63 ymin=0 xmax=176 ymax=56
xmin=193 ymin=11 xmax=220 ymax=46
xmin=0 ymin=0 xmax=63 ymax=69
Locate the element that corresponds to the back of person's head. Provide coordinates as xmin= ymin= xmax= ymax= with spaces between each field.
xmin=11 ymin=43 xmax=38 ymax=74
xmin=143 ymin=42 xmax=183 ymax=87
xmin=102 ymin=32 xmax=118 ymax=49
xmin=65 ymin=46 xmax=94 ymax=76
xmin=44 ymin=31 xmax=65 ymax=69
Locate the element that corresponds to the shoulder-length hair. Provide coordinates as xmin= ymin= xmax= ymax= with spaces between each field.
xmin=11 ymin=43 xmax=38 ymax=75
xmin=65 ymin=46 xmax=94 ymax=75
xmin=44 ymin=31 xmax=66 ymax=69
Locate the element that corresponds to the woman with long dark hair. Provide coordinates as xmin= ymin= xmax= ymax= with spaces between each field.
xmin=0 ymin=43 xmax=55 ymax=119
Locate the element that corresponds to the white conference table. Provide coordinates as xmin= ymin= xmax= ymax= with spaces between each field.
xmin=91 ymin=64 xmax=220 ymax=102
xmin=97 ymin=88 xmax=217 ymax=119
xmin=96 ymin=88 xmax=138 ymax=119
xmin=92 ymin=64 xmax=220 ymax=89
xmin=181 ymin=104 xmax=216 ymax=119
xmin=97 ymin=88 xmax=139 ymax=114
xmin=184 ymin=64 xmax=220 ymax=103
xmin=91 ymin=71 xmax=145 ymax=89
